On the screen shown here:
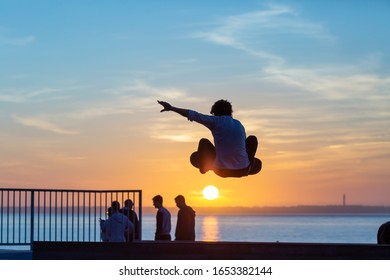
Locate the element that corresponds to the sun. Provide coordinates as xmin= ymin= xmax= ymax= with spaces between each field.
xmin=202 ymin=185 xmax=219 ymax=200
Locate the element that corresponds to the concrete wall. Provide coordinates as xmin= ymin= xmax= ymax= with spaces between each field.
xmin=32 ymin=241 xmax=390 ymax=260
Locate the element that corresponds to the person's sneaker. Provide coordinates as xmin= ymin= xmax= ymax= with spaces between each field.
xmin=190 ymin=152 xmax=200 ymax=168
xmin=191 ymin=152 xmax=207 ymax=173
xmin=199 ymin=167 xmax=207 ymax=174
xmin=249 ymin=158 xmax=262 ymax=175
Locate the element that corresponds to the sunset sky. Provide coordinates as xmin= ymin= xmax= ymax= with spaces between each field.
xmin=1 ymin=1 xmax=389 ymax=208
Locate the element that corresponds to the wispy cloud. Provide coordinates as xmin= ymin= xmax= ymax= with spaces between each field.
xmin=7 ymin=81 xmax=207 ymax=139
xmin=153 ymin=134 xmax=195 ymax=143
xmin=12 ymin=115 xmax=79 ymax=135
xmin=150 ymin=117 xmax=205 ymax=143
xmin=191 ymin=3 xmax=390 ymax=156
xmin=191 ymin=4 xmax=389 ymax=104
xmin=192 ymin=4 xmax=335 ymax=66
xmin=0 ymin=87 xmax=74 ymax=103
xmin=117 ymin=80 xmax=205 ymax=102
xmin=112 ymin=81 xmax=209 ymax=142
xmin=70 ymin=80 xmax=206 ymax=120
xmin=263 ymin=63 xmax=390 ymax=101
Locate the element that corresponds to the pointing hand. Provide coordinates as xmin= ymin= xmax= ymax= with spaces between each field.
xmin=157 ymin=100 xmax=172 ymax=112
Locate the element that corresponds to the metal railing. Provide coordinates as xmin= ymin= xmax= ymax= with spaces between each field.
xmin=0 ymin=188 xmax=142 ymax=248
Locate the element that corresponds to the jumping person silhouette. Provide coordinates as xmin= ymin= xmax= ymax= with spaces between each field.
xmin=158 ymin=100 xmax=262 ymax=178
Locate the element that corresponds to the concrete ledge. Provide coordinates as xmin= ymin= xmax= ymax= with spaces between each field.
xmin=32 ymin=241 xmax=390 ymax=260
xmin=0 ymin=249 xmax=32 ymax=260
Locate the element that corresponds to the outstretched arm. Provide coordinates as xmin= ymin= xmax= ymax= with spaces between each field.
xmin=158 ymin=100 xmax=189 ymax=118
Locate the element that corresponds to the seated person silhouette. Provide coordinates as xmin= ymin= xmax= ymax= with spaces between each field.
xmin=158 ymin=99 xmax=262 ymax=178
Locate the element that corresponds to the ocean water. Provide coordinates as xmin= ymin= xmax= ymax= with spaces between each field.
xmin=143 ymin=214 xmax=390 ymax=244
xmin=2 ymin=214 xmax=390 ymax=247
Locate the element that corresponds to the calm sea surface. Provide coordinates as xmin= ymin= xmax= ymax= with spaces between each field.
xmin=143 ymin=214 xmax=389 ymax=244
xmin=2 ymin=214 xmax=390 ymax=248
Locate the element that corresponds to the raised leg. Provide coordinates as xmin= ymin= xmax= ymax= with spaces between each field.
xmin=246 ymin=135 xmax=258 ymax=165
xmin=248 ymin=158 xmax=262 ymax=175
xmin=190 ymin=138 xmax=216 ymax=174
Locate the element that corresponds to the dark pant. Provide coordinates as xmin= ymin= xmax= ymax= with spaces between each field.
xmin=155 ymin=234 xmax=171 ymax=241
xmin=190 ymin=135 xmax=261 ymax=177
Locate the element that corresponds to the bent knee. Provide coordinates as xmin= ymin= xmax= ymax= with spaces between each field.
xmin=246 ymin=135 xmax=258 ymax=143
xmin=199 ymin=138 xmax=211 ymax=144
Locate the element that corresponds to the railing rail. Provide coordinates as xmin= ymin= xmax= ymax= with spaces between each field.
xmin=0 ymin=188 xmax=142 ymax=248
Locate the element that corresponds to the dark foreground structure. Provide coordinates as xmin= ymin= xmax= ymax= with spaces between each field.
xmin=2 ymin=188 xmax=389 ymax=260
xmin=31 ymin=241 xmax=390 ymax=260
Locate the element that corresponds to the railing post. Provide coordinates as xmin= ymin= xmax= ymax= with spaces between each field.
xmin=30 ymin=191 xmax=35 ymax=250
xmin=1 ymin=188 xmax=141 ymax=247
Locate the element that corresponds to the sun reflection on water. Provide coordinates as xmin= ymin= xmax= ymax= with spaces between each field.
xmin=200 ymin=216 xmax=220 ymax=241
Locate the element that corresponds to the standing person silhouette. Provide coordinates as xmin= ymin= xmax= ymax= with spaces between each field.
xmin=174 ymin=195 xmax=196 ymax=241
xmin=152 ymin=195 xmax=172 ymax=241
xmin=121 ymin=199 xmax=140 ymax=241
xmin=101 ymin=201 xmax=134 ymax=242
xmin=158 ymin=99 xmax=262 ymax=178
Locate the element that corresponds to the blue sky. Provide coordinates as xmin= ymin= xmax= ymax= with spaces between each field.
xmin=1 ymin=1 xmax=389 ymax=206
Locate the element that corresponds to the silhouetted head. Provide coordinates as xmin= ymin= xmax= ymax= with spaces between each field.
xmin=175 ymin=195 xmax=186 ymax=208
xmin=210 ymin=99 xmax=233 ymax=116
xmin=152 ymin=195 xmax=163 ymax=208
xmin=111 ymin=201 xmax=120 ymax=212
xmin=124 ymin=199 xmax=134 ymax=209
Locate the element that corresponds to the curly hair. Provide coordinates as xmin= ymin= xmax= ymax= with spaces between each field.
xmin=210 ymin=99 xmax=233 ymax=116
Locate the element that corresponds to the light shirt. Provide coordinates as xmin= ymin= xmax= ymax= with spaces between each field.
xmin=157 ymin=206 xmax=171 ymax=235
xmin=103 ymin=212 xmax=134 ymax=242
xmin=188 ymin=110 xmax=250 ymax=170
